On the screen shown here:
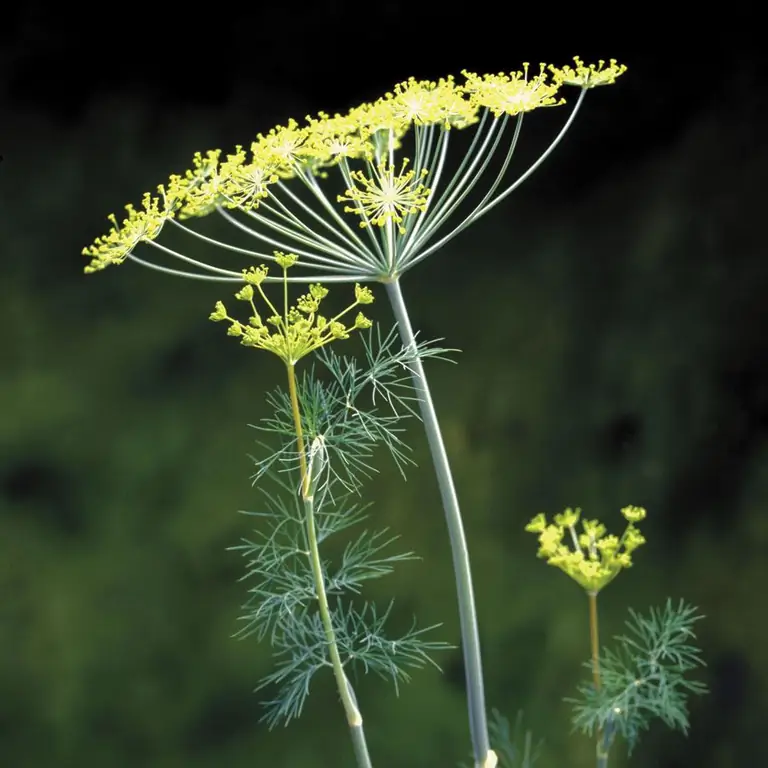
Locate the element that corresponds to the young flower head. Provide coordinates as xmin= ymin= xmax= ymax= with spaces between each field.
xmin=525 ymin=505 xmax=647 ymax=593
xmin=209 ymin=251 xmax=373 ymax=366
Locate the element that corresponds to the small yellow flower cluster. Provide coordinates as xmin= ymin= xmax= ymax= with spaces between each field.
xmin=461 ymin=64 xmax=564 ymax=117
xmin=337 ymin=158 xmax=431 ymax=233
xmin=209 ymin=252 xmax=374 ymax=365
xmin=525 ymin=505 xmax=646 ymax=593
xmin=82 ymin=58 xmax=626 ymax=274
xmin=82 ymin=190 xmax=177 ymax=274
xmin=549 ymin=57 xmax=628 ymax=88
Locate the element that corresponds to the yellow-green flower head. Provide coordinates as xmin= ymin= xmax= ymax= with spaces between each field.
xmin=549 ymin=57 xmax=627 ymax=89
xmin=209 ymin=252 xmax=374 ymax=365
xmin=348 ymin=99 xmax=408 ymax=142
xmin=274 ymin=251 xmax=299 ymax=269
xmin=525 ymin=505 xmax=647 ymax=593
xmin=354 ymin=283 xmax=374 ymax=305
xmin=234 ymin=284 xmax=254 ymax=301
xmin=243 ymin=265 xmax=269 ymax=286
xmin=252 ymin=119 xmax=310 ymax=178
xmin=217 ymin=145 xmax=280 ymax=211
xmin=461 ymin=63 xmax=564 ymax=116
xmin=621 ymin=504 xmax=646 ymax=523
xmin=554 ymin=506 xmax=581 ymax=528
xmin=175 ymin=149 xmax=226 ymax=219
xmin=379 ymin=76 xmax=479 ymax=129
xmin=524 ymin=513 xmax=547 ymax=534
xmin=82 ymin=190 xmax=173 ymax=273
xmin=338 ymin=158 xmax=431 ymax=234
xmin=303 ymin=111 xmax=372 ymax=167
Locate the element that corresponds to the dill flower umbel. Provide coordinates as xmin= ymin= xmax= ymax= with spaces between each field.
xmin=209 ymin=252 xmax=374 ymax=366
xmin=82 ymin=58 xmax=625 ymax=282
xmin=525 ymin=505 xmax=647 ymax=593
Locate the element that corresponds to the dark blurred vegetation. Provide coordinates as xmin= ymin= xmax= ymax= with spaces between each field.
xmin=1 ymin=11 xmax=767 ymax=768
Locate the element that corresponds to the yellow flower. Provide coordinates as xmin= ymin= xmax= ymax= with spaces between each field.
xmin=210 ymin=252 xmax=375 ymax=365
xmin=461 ymin=64 xmax=564 ymax=116
xmin=379 ymin=76 xmax=479 ymax=129
xmin=218 ymin=145 xmax=280 ymax=210
xmin=525 ymin=506 xmax=647 ymax=593
xmin=621 ymin=505 xmax=646 ymax=523
xmin=274 ymin=252 xmax=299 ymax=269
xmin=338 ymin=158 xmax=431 ymax=234
xmin=240 ymin=266 xmax=267 ymax=286
xmin=554 ymin=506 xmax=581 ymax=528
xmin=250 ymin=119 xmax=313 ymax=179
xmin=549 ymin=57 xmax=627 ymax=89
xmin=354 ymin=284 xmax=374 ymax=305
xmin=303 ymin=111 xmax=372 ymax=167
xmin=82 ymin=191 xmax=171 ymax=273
xmin=209 ymin=301 xmax=227 ymax=322
xmin=524 ymin=513 xmax=547 ymax=533
xmin=176 ymin=149 xmax=224 ymax=218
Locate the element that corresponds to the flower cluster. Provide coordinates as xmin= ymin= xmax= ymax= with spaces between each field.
xmin=82 ymin=58 xmax=626 ymax=275
xmin=525 ymin=505 xmax=646 ymax=593
xmin=209 ymin=251 xmax=374 ymax=365
xmin=549 ymin=57 xmax=628 ymax=89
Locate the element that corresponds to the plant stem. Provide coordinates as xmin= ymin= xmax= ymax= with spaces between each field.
xmin=596 ymin=719 xmax=616 ymax=768
xmin=588 ymin=592 xmax=600 ymax=692
xmin=286 ymin=362 xmax=373 ymax=768
xmin=588 ymin=591 xmax=609 ymax=768
xmin=384 ymin=278 xmax=491 ymax=768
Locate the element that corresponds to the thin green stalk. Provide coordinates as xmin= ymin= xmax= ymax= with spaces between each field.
xmin=588 ymin=591 xmax=610 ymax=768
xmin=384 ymin=278 xmax=490 ymax=768
xmin=596 ymin=721 xmax=616 ymax=768
xmin=588 ymin=592 xmax=601 ymax=692
xmin=286 ymin=362 xmax=373 ymax=768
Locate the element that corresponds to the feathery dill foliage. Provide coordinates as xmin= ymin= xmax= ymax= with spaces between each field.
xmin=229 ymin=324 xmax=456 ymax=727
xmin=568 ymin=599 xmax=708 ymax=755
xmin=251 ymin=323 xmax=457 ymax=495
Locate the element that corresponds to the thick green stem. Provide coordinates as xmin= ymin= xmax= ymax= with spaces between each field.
xmin=286 ymin=363 xmax=373 ymax=768
xmin=384 ymin=278 xmax=490 ymax=768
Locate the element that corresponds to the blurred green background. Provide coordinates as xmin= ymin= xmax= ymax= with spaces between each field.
xmin=2 ymin=18 xmax=767 ymax=768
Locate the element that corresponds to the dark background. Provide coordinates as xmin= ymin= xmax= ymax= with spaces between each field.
xmin=2 ymin=7 xmax=767 ymax=767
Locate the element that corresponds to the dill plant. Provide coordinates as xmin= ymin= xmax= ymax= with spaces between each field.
xmin=82 ymin=56 xmax=641 ymax=766
xmin=525 ymin=508 xmax=708 ymax=766
xmin=211 ymin=253 xmax=454 ymax=764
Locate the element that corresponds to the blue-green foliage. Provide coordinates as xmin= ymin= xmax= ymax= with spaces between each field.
xmin=229 ymin=327 xmax=455 ymax=727
xmin=569 ymin=600 xmax=707 ymax=755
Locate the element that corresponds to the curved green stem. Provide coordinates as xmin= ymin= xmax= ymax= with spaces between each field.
xmin=384 ymin=278 xmax=490 ymax=768
xmin=286 ymin=362 xmax=373 ymax=768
